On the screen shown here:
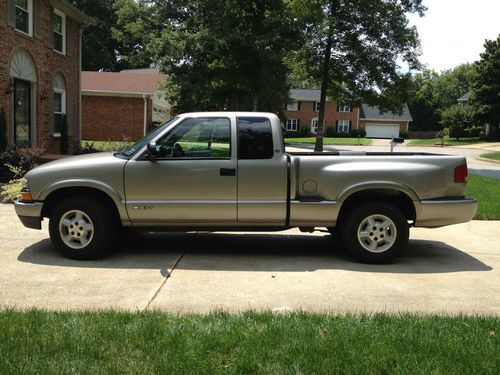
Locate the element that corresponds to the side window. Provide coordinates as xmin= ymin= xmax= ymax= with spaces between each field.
xmin=155 ymin=117 xmax=230 ymax=158
xmin=238 ymin=117 xmax=274 ymax=160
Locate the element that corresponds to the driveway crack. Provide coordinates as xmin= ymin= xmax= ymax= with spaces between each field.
xmin=143 ymin=250 xmax=186 ymax=311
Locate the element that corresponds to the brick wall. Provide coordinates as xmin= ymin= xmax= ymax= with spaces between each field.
xmin=0 ymin=1 xmax=81 ymax=154
xmin=82 ymin=95 xmax=152 ymax=141
xmin=284 ymin=101 xmax=359 ymax=133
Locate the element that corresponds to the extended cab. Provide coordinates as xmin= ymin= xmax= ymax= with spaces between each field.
xmin=15 ymin=112 xmax=477 ymax=263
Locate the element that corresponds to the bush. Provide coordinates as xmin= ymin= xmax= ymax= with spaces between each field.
xmin=0 ymin=164 xmax=22 ymax=203
xmin=74 ymin=142 xmax=99 ymax=155
xmin=0 ymin=107 xmax=6 ymax=152
xmin=469 ymin=126 xmax=483 ymax=138
xmin=298 ymin=126 xmax=311 ymax=137
xmin=351 ymin=128 xmax=367 ymax=138
xmin=325 ymin=126 xmax=336 ymax=137
xmin=0 ymin=146 xmax=44 ymax=183
xmin=449 ymin=126 xmax=470 ymax=140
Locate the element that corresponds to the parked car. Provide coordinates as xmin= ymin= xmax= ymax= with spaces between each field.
xmin=15 ymin=112 xmax=477 ymax=263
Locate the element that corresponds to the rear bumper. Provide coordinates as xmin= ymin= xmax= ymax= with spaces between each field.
xmin=14 ymin=200 xmax=43 ymax=230
xmin=414 ymin=198 xmax=477 ymax=228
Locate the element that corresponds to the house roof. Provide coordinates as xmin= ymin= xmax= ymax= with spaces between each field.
xmin=457 ymin=91 xmax=471 ymax=102
xmin=51 ymin=0 xmax=96 ymax=25
xmin=81 ymin=71 xmax=165 ymax=96
xmin=359 ymin=104 xmax=412 ymax=121
xmin=290 ymin=88 xmax=321 ymax=101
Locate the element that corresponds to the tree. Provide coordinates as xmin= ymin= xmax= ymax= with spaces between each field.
xmin=71 ymin=0 xmax=120 ymax=71
xmin=440 ymin=104 xmax=475 ymax=141
xmin=290 ymin=0 xmax=425 ymax=151
xmin=472 ymin=35 xmax=500 ymax=127
xmin=150 ymin=0 xmax=301 ymax=115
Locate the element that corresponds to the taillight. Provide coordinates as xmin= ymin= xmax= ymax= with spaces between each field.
xmin=454 ymin=163 xmax=468 ymax=183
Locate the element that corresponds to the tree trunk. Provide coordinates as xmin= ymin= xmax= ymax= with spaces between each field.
xmin=314 ymin=1 xmax=338 ymax=152
xmin=252 ymin=93 xmax=259 ymax=111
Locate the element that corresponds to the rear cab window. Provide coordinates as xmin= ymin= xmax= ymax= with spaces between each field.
xmin=237 ymin=117 xmax=274 ymax=159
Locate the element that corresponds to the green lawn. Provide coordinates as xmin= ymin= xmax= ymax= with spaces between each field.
xmin=286 ymin=137 xmax=372 ymax=145
xmin=0 ymin=310 xmax=498 ymax=374
xmin=481 ymin=151 xmax=500 ymax=161
xmin=467 ymin=174 xmax=500 ymax=220
xmin=408 ymin=136 xmax=484 ymax=146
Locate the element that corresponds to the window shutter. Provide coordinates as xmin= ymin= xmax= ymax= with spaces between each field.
xmin=66 ymin=91 xmax=72 ymax=136
xmin=335 ymin=120 xmax=339 ymax=131
xmin=313 ymin=102 xmax=316 ymax=110
xmin=297 ymin=119 xmax=300 ymax=130
xmin=66 ymin=18 xmax=72 ymax=56
xmin=349 ymin=120 xmax=352 ymax=132
xmin=49 ymin=7 xmax=55 ymax=49
xmin=336 ymin=104 xmax=340 ymax=112
xmin=49 ymin=88 xmax=54 ymax=134
xmin=34 ymin=0 xmax=42 ymax=39
xmin=297 ymin=101 xmax=301 ymax=110
xmin=349 ymin=106 xmax=353 ymax=112
xmin=7 ymin=0 xmax=16 ymax=27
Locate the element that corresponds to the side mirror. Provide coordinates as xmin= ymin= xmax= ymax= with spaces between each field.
xmin=147 ymin=141 xmax=158 ymax=157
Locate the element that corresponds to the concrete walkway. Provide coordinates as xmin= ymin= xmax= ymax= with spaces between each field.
xmin=0 ymin=204 xmax=499 ymax=315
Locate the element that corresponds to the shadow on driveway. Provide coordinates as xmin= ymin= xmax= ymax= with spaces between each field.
xmin=17 ymin=231 xmax=492 ymax=275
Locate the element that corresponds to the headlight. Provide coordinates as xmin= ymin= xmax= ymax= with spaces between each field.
xmin=22 ymin=178 xmax=29 ymax=189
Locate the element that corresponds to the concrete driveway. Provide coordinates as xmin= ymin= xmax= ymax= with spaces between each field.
xmin=0 ymin=204 xmax=499 ymax=315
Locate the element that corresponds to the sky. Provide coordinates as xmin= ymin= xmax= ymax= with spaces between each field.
xmin=406 ymin=0 xmax=500 ymax=72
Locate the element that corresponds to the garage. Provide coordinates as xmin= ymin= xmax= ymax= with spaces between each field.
xmin=365 ymin=123 xmax=400 ymax=139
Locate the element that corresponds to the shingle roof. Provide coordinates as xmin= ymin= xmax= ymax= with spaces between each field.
xmin=359 ymin=103 xmax=412 ymax=121
xmin=81 ymin=71 xmax=165 ymax=95
xmin=290 ymin=88 xmax=321 ymax=101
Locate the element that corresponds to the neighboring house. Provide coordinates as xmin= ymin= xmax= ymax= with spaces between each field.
xmin=457 ymin=91 xmax=498 ymax=137
xmin=1 ymin=0 xmax=94 ymax=153
xmin=81 ymin=69 xmax=170 ymax=141
xmin=284 ymin=89 xmax=412 ymax=138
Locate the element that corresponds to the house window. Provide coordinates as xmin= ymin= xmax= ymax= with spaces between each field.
xmin=338 ymin=104 xmax=350 ymax=112
xmin=53 ymin=73 xmax=66 ymax=135
xmin=337 ymin=120 xmax=350 ymax=133
xmin=287 ymin=101 xmax=299 ymax=111
xmin=286 ymin=119 xmax=298 ymax=132
xmin=15 ymin=0 xmax=32 ymax=35
xmin=314 ymin=101 xmax=320 ymax=111
xmin=53 ymin=9 xmax=66 ymax=54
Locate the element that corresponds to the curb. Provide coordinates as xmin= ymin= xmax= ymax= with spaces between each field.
xmin=476 ymin=156 xmax=500 ymax=165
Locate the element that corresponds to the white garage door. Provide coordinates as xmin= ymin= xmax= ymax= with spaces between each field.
xmin=365 ymin=124 xmax=400 ymax=139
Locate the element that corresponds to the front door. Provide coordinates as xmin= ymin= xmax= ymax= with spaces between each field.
xmin=124 ymin=116 xmax=237 ymax=224
xmin=311 ymin=118 xmax=318 ymax=134
xmin=14 ymin=79 xmax=31 ymax=147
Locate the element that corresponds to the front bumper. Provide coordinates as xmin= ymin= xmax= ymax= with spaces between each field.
xmin=414 ymin=198 xmax=478 ymax=228
xmin=14 ymin=200 xmax=44 ymax=230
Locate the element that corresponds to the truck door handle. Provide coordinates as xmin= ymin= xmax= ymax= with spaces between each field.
xmin=220 ymin=168 xmax=236 ymax=176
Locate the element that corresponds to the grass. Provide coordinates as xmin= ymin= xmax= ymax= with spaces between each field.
xmin=408 ymin=136 xmax=484 ymax=146
xmin=286 ymin=137 xmax=372 ymax=145
xmin=467 ymin=174 xmax=500 ymax=220
xmin=481 ymin=151 xmax=500 ymax=161
xmin=0 ymin=310 xmax=498 ymax=374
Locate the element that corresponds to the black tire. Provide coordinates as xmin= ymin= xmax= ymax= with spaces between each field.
xmin=340 ymin=202 xmax=409 ymax=264
xmin=48 ymin=197 xmax=117 ymax=260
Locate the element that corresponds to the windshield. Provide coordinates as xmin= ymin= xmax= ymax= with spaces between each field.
xmin=119 ymin=117 xmax=178 ymax=157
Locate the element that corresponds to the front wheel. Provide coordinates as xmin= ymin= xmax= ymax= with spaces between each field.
xmin=49 ymin=198 xmax=116 ymax=260
xmin=340 ymin=202 xmax=409 ymax=264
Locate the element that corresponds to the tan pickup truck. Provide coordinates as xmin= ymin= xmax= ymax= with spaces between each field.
xmin=15 ymin=112 xmax=477 ymax=263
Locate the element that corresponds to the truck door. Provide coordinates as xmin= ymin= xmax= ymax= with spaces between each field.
xmin=124 ymin=116 xmax=237 ymax=224
xmin=237 ymin=116 xmax=288 ymax=224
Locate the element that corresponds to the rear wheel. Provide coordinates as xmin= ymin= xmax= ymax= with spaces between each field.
xmin=49 ymin=198 xmax=116 ymax=260
xmin=340 ymin=202 xmax=409 ymax=263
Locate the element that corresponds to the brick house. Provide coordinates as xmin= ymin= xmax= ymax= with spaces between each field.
xmin=1 ymin=0 xmax=93 ymax=153
xmin=285 ymin=89 xmax=412 ymax=138
xmin=81 ymin=69 xmax=170 ymax=141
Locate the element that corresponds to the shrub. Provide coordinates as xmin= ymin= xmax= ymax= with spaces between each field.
xmin=325 ymin=126 xmax=336 ymax=137
xmin=298 ymin=126 xmax=311 ymax=137
xmin=469 ymin=126 xmax=483 ymax=138
xmin=0 ymin=164 xmax=23 ymax=203
xmin=74 ymin=142 xmax=99 ymax=155
xmin=351 ymin=128 xmax=367 ymax=138
xmin=0 ymin=107 xmax=6 ymax=152
xmin=0 ymin=145 xmax=44 ymax=183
